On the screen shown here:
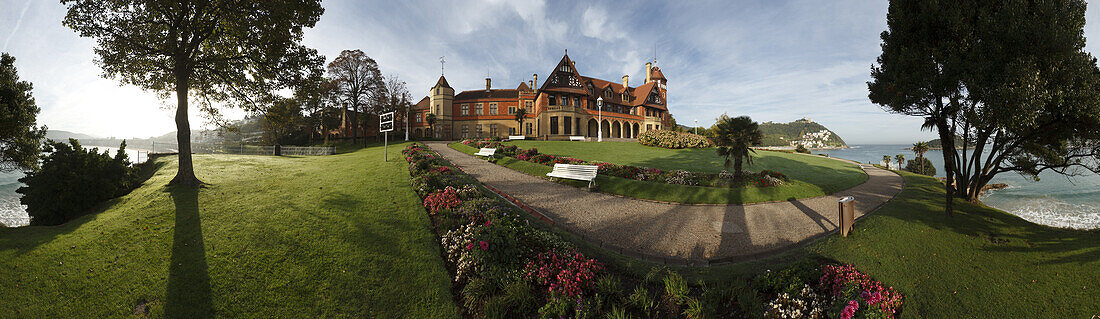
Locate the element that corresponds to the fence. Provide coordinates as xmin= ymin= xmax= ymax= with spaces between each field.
xmin=149 ymin=143 xmax=335 ymax=156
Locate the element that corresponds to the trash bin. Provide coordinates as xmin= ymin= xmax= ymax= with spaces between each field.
xmin=838 ymin=196 xmax=855 ymax=237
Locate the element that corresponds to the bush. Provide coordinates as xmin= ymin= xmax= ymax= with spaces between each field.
xmin=17 ymin=139 xmax=141 ymax=226
xmin=905 ymin=158 xmax=936 ymax=176
xmin=795 ymin=144 xmax=810 ymax=154
xmin=638 ymin=130 xmax=713 ymax=149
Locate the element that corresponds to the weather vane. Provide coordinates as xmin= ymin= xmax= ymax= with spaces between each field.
xmin=439 ymin=56 xmax=445 ymax=75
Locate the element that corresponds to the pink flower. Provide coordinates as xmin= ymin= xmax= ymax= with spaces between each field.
xmin=465 ymin=242 xmax=475 ymax=250
xmin=841 ymin=300 xmax=859 ymax=319
xmin=478 ymin=241 xmax=489 ymax=250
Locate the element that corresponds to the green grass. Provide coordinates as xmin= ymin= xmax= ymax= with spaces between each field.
xmin=0 ymin=143 xmax=459 ymax=318
xmin=655 ymin=170 xmax=1100 ymax=318
xmin=452 ymin=141 xmax=867 ymax=204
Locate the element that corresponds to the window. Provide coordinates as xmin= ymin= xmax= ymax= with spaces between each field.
xmin=436 ymin=88 xmax=439 ymax=94
xmin=564 ymin=116 xmax=572 ymax=135
xmin=475 ymin=124 xmax=483 ymax=137
xmin=560 ymin=64 xmax=572 ymax=72
xmin=647 ymin=124 xmax=652 ymax=131
xmin=508 ymin=106 xmax=516 ymax=114
xmin=416 ymin=113 xmax=422 ymax=122
xmin=526 ymin=123 xmax=532 ymax=135
xmin=461 ymin=104 xmax=469 ymax=115
xmin=489 ymin=103 xmax=498 ymax=114
xmin=573 ymin=97 xmax=580 ymax=107
xmin=549 ymin=95 xmax=556 ymax=105
xmin=490 ymin=124 xmax=498 ymax=137
xmin=560 ymin=95 xmax=567 ymax=105
xmin=568 ymin=76 xmax=580 ymax=87
xmin=575 ymin=118 xmax=581 ymax=135
xmin=462 ymin=124 xmax=469 ymax=137
xmin=550 ymin=117 xmax=559 ymax=135
xmin=475 ymin=103 xmax=484 ymax=115
xmin=510 ymin=127 xmax=516 ymax=135
xmin=524 ymin=100 xmax=533 ymax=112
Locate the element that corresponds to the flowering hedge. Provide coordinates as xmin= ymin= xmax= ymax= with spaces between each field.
xmin=637 ymin=130 xmax=713 ymax=149
xmin=758 ymin=262 xmax=905 ymax=319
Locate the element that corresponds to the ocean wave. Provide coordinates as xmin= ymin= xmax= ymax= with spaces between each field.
xmin=993 ymin=197 xmax=1100 ymax=230
xmin=0 ymin=196 xmax=29 ymax=227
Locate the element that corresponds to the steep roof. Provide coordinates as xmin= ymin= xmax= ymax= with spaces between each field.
xmin=434 ymin=75 xmax=451 ymax=88
xmin=412 ymin=96 xmax=430 ymax=110
xmin=650 ymin=66 xmax=666 ymax=80
xmin=517 ymin=81 xmax=530 ymax=91
xmin=455 ymin=89 xmax=519 ymax=100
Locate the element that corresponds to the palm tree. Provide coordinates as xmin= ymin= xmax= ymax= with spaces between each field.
xmin=883 ymin=155 xmax=891 ymax=168
xmin=911 ymin=141 xmax=929 ymax=174
xmin=713 ymin=114 xmax=763 ymax=182
xmin=895 ymin=154 xmax=905 ymax=170
xmin=425 ymin=113 xmax=437 ymax=139
xmin=514 ymin=108 xmax=527 ymax=136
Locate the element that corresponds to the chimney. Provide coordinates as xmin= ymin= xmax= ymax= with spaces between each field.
xmin=645 ymin=62 xmax=653 ymax=83
xmin=528 ymin=80 xmax=533 ymax=90
xmin=622 ymin=75 xmax=629 ymax=88
xmin=533 ymin=73 xmax=538 ymax=88
xmin=485 ymin=78 xmax=491 ymax=92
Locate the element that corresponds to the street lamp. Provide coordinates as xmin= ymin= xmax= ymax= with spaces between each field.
xmin=694 ymin=119 xmax=698 ymax=135
xmin=596 ymin=96 xmax=604 ymax=142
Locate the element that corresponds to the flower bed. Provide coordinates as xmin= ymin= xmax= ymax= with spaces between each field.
xmin=404 ymin=143 xmax=904 ymax=318
xmin=637 ymin=130 xmax=713 ymax=149
xmin=459 ymin=139 xmax=789 ymax=188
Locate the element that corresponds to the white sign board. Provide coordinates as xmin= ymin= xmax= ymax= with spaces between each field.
xmin=379 ymin=111 xmax=395 ymax=133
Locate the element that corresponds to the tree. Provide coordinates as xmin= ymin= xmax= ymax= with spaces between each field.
xmin=262 ymin=97 xmax=304 ymax=146
xmin=426 ymin=113 xmax=437 ymax=138
xmin=62 ymin=1 xmax=325 ymax=187
xmin=295 ymin=72 xmax=338 ymax=145
xmin=327 ymin=50 xmax=383 ymax=145
xmin=514 ymin=108 xmax=528 ymax=136
xmin=882 ymin=155 xmax=891 ymax=168
xmin=18 ymin=139 xmax=139 ymax=225
xmin=381 ymin=74 xmax=412 ymax=140
xmin=895 ymin=154 xmax=905 ymax=169
xmin=906 ymin=157 xmax=936 ymax=176
xmin=713 ymin=115 xmax=763 ymax=182
xmin=870 ymin=0 xmax=1100 ymax=209
xmin=0 ymin=53 xmax=46 ymax=172
xmin=911 ymin=141 xmax=930 ymax=175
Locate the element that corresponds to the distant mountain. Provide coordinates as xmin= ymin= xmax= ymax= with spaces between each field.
xmin=759 ymin=118 xmax=848 ymax=148
xmin=44 ymin=130 xmax=99 ymax=141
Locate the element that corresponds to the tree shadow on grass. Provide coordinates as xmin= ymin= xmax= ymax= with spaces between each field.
xmin=165 ymin=185 xmax=212 ymax=317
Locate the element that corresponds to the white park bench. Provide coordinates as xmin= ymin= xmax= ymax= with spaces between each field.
xmin=508 ymin=135 xmax=526 ymax=140
xmin=546 ymin=164 xmax=599 ymax=188
xmin=473 ymin=148 xmax=497 ymax=160
xmin=569 ymin=136 xmax=586 ymax=141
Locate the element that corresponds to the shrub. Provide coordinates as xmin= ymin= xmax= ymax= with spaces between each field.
xmin=905 ymin=158 xmax=936 ymax=176
xmin=638 ymin=130 xmax=713 ymax=149
xmin=424 ymin=187 xmax=462 ymax=214
xmin=524 ymin=250 xmax=603 ymax=299
xmin=820 ymin=264 xmax=904 ymax=318
xmin=795 ymin=144 xmax=810 ymax=154
xmin=665 ymin=170 xmax=699 ymax=186
xmin=18 ymin=139 xmax=142 ymax=226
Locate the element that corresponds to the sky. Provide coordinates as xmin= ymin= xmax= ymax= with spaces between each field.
xmin=2 ymin=0 xmax=1099 ymax=144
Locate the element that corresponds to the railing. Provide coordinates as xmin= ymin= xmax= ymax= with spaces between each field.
xmin=148 ymin=143 xmax=335 ymax=156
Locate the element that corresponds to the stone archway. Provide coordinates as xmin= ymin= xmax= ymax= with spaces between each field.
xmin=414 ymin=128 xmax=422 ymax=138
xmin=601 ymin=120 xmax=611 ymax=138
xmin=623 ymin=122 xmax=632 ymax=138
xmin=612 ymin=121 xmax=622 ymax=138
xmin=633 ymin=123 xmax=640 ymax=138
xmin=587 ymin=119 xmax=599 ymax=137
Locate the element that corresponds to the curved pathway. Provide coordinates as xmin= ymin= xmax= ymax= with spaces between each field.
xmin=425 ymin=142 xmax=903 ymax=264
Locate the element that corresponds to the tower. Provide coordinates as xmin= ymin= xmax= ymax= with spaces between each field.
xmin=429 ymin=75 xmax=454 ymax=138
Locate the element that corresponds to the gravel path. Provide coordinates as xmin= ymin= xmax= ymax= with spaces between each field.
xmin=425 ymin=142 xmax=904 ymax=263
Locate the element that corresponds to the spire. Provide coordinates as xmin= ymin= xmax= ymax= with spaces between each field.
xmin=439 ymin=55 xmax=446 ymax=75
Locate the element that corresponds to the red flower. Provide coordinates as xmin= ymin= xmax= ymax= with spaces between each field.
xmin=478 ymin=241 xmax=489 ymax=250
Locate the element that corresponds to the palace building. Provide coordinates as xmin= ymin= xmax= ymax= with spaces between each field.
xmin=407 ymin=53 xmax=671 ymax=140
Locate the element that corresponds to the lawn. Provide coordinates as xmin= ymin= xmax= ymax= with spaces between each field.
xmin=452 ymin=141 xmax=867 ymax=204
xmin=0 ymin=143 xmax=459 ymax=317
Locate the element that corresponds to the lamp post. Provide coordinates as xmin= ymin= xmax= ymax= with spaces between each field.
xmin=596 ymin=96 xmax=604 ymax=142
xmin=694 ymin=119 xmax=698 ymax=135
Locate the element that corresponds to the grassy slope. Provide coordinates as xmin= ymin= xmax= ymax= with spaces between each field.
xmin=0 ymin=143 xmax=459 ymax=318
xmin=507 ymin=140 xmax=866 ymax=195
xmin=454 ymin=141 xmax=866 ymax=204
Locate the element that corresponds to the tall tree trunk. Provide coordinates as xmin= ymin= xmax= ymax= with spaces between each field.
xmin=936 ymin=123 xmax=955 ymax=217
xmin=170 ymin=65 xmax=202 ymax=187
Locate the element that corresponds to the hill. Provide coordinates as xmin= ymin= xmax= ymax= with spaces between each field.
xmin=758 ymin=118 xmax=848 ymax=148
xmin=926 ymin=136 xmax=970 ymax=149
xmin=44 ymin=130 xmax=99 ymax=141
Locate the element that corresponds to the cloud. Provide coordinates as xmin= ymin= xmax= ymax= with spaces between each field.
xmin=580 ymin=6 xmax=625 ymax=42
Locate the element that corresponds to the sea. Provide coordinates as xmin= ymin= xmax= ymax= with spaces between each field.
xmin=814 ymin=145 xmax=1100 ymax=230
xmin=1 ymin=146 xmax=147 ymax=227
